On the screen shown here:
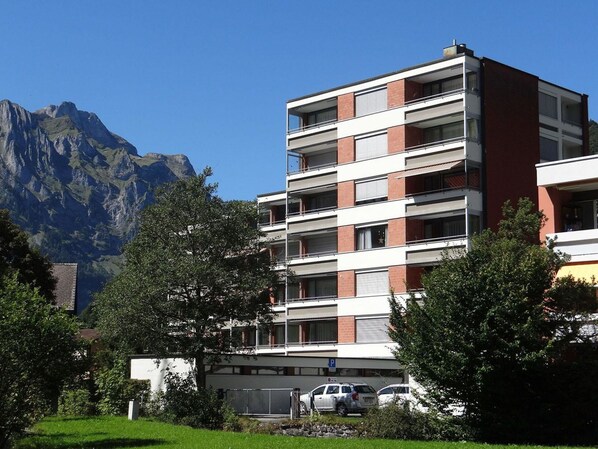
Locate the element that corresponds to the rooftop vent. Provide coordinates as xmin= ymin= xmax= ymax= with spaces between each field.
xmin=443 ymin=41 xmax=474 ymax=58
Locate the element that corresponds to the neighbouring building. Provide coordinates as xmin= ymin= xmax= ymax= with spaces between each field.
xmin=537 ymin=154 xmax=598 ymax=281
xmin=131 ymin=43 xmax=590 ymax=395
xmin=52 ymin=262 xmax=78 ymax=314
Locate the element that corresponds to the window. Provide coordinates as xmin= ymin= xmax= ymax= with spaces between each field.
xmin=306 ymin=320 xmax=337 ymax=343
xmin=306 ymin=107 xmax=337 ymax=127
xmin=466 ymin=72 xmax=478 ymax=92
xmin=540 ymin=136 xmax=559 ymax=161
xmin=423 ymin=121 xmax=463 ymax=144
xmin=356 ymin=270 xmax=389 ymax=296
xmin=312 ymin=386 xmax=326 ymax=396
xmin=356 ymin=316 xmax=390 ymax=343
xmin=306 ymin=277 xmax=337 ymax=299
xmin=307 ymin=193 xmax=336 ymax=211
xmin=356 ymin=87 xmax=387 ymax=116
xmin=326 ymin=385 xmax=339 ymax=394
xmin=355 ymin=178 xmax=387 ymax=204
xmin=355 ymin=133 xmax=387 ymax=160
xmin=467 ymin=118 xmax=479 ymax=141
xmin=422 ymin=76 xmax=463 ymax=97
xmin=304 ymin=234 xmax=337 ymax=256
xmin=539 ymin=92 xmax=558 ymax=119
xmin=356 ymin=224 xmax=387 ymax=250
xmin=423 ymin=217 xmax=465 ymax=240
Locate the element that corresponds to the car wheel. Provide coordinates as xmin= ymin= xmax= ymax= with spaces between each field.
xmin=337 ymin=403 xmax=348 ymax=417
xmin=300 ymin=401 xmax=308 ymax=415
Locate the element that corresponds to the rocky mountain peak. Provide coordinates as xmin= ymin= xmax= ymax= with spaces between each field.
xmin=0 ymin=100 xmax=196 ymax=311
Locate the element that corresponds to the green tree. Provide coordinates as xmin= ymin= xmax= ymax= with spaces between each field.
xmin=0 ymin=209 xmax=56 ymax=301
xmin=95 ymin=168 xmax=279 ymax=388
xmin=0 ymin=275 xmax=78 ymax=449
xmin=389 ymin=198 xmax=598 ymax=444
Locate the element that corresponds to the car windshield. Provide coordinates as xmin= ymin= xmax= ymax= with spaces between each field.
xmin=354 ymin=385 xmax=376 ymax=394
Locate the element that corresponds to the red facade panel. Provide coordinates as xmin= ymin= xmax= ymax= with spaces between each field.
xmin=482 ymin=59 xmax=540 ymax=229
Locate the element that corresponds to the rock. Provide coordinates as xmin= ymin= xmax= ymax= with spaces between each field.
xmin=0 ymin=99 xmax=196 ymax=310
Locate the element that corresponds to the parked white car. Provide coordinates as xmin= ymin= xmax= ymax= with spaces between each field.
xmin=300 ymin=382 xmax=378 ymax=416
xmin=377 ymin=384 xmax=412 ymax=407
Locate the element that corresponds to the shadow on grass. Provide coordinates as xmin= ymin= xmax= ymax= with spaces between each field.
xmin=18 ymin=436 xmax=166 ymax=449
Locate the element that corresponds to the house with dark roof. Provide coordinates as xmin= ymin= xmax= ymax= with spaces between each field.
xmin=51 ymin=263 xmax=78 ymax=314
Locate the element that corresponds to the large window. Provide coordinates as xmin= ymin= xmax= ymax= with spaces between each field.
xmin=423 ymin=76 xmax=463 ymax=97
xmin=306 ymin=276 xmax=337 ymax=299
xmin=355 ymin=132 xmax=387 ymax=160
xmin=540 ymin=136 xmax=559 ymax=161
xmin=356 ymin=270 xmax=389 ymax=296
xmin=306 ymin=107 xmax=337 ymax=127
xmin=304 ymin=234 xmax=337 ymax=256
xmin=306 ymin=320 xmax=337 ymax=343
xmin=306 ymin=192 xmax=336 ymax=212
xmin=356 ymin=224 xmax=387 ymax=250
xmin=424 ymin=121 xmax=463 ymax=144
xmin=539 ymin=92 xmax=558 ymax=119
xmin=356 ymin=316 xmax=390 ymax=343
xmin=355 ymin=177 xmax=388 ymax=204
xmin=423 ymin=217 xmax=465 ymax=241
xmin=356 ymin=87 xmax=387 ymax=116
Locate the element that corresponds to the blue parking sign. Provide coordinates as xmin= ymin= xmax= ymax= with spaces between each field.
xmin=328 ymin=358 xmax=336 ymax=368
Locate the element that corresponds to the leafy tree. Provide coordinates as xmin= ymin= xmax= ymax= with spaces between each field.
xmin=0 ymin=274 xmax=79 ymax=449
xmin=96 ymin=168 xmax=279 ymax=388
xmin=389 ymin=198 xmax=598 ymax=444
xmin=0 ymin=209 xmax=56 ymax=301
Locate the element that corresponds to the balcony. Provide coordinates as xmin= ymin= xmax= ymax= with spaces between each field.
xmin=288 ymin=141 xmax=337 ymax=175
xmin=287 ymin=186 xmax=338 ymax=223
xmin=403 ymin=164 xmax=481 ymax=197
xmin=287 ymin=318 xmax=338 ymax=348
xmin=287 ymin=275 xmax=337 ymax=304
xmin=287 ymin=231 xmax=338 ymax=263
xmin=288 ymin=98 xmax=338 ymax=134
xmin=403 ymin=65 xmax=479 ymax=105
xmin=405 ymin=237 xmax=467 ymax=265
xmin=549 ymin=228 xmax=598 ymax=263
xmin=405 ymin=213 xmax=480 ymax=244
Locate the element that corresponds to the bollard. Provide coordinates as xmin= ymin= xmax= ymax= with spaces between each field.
xmin=290 ymin=388 xmax=301 ymax=419
xmin=128 ymin=399 xmax=139 ymax=420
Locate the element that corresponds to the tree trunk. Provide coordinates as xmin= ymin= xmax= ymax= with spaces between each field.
xmin=193 ymin=352 xmax=206 ymax=390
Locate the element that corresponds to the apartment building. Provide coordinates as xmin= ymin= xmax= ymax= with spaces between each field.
xmin=256 ymin=43 xmax=590 ymax=362
xmin=131 ymin=44 xmax=590 ymax=393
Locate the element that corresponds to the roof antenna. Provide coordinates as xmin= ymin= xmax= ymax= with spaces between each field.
xmin=452 ymin=38 xmax=457 ymax=46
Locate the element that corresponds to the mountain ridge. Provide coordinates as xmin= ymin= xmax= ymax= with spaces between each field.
xmin=0 ymin=99 xmax=196 ymax=311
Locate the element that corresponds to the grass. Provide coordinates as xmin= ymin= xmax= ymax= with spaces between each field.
xmin=15 ymin=416 xmax=586 ymax=449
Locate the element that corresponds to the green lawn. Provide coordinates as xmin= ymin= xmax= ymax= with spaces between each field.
xmin=15 ymin=416 xmax=584 ymax=449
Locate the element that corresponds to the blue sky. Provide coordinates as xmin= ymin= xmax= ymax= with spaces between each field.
xmin=1 ymin=1 xmax=596 ymax=200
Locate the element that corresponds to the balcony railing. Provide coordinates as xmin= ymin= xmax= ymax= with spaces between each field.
xmin=286 ymin=294 xmax=338 ymax=303
xmin=287 ymin=340 xmax=338 ymax=347
xmin=287 ymin=118 xmax=337 ymax=135
xmin=287 ymin=249 xmax=337 ymax=261
xmin=404 ymin=87 xmax=468 ymax=107
xmin=287 ymin=205 xmax=337 ymax=217
xmin=288 ymin=161 xmax=337 ymax=175
xmin=406 ymin=234 xmax=467 ymax=245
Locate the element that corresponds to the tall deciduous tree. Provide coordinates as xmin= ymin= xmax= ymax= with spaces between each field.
xmin=96 ymin=168 xmax=279 ymax=388
xmin=389 ymin=198 xmax=598 ymax=444
xmin=0 ymin=275 xmax=78 ymax=449
xmin=0 ymin=209 xmax=56 ymax=301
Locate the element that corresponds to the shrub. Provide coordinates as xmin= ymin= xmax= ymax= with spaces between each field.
xmin=95 ymin=357 xmax=150 ymax=415
xmin=57 ymin=388 xmax=95 ymax=416
xmin=361 ymin=402 xmax=473 ymax=441
xmin=154 ymin=373 xmax=227 ymax=430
